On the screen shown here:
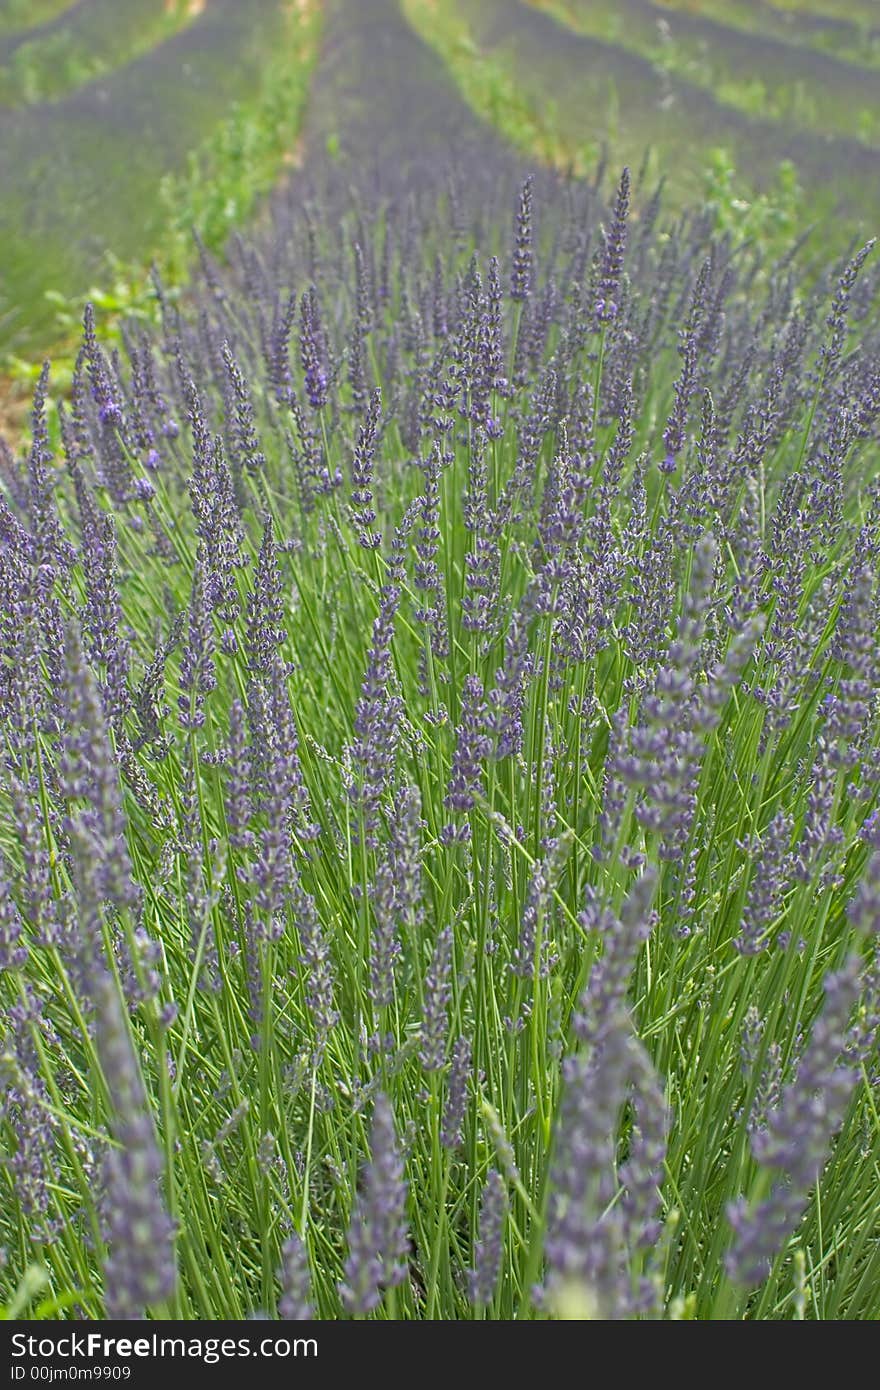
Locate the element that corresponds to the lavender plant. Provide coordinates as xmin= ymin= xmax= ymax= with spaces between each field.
xmin=1 ymin=115 xmax=879 ymax=1323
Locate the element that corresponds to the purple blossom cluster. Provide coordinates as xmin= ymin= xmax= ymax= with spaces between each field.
xmin=726 ymin=954 xmax=868 ymax=1288
xmin=339 ymin=1094 xmax=409 ymax=1315
xmin=1 ymin=71 xmax=880 ymax=1320
xmin=543 ymin=871 xmax=668 ymax=1318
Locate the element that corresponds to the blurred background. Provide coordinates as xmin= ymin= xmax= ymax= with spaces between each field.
xmin=1 ymin=0 xmax=878 ymax=425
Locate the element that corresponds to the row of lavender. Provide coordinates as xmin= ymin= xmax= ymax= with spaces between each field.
xmin=1 ymin=156 xmax=879 ymax=1317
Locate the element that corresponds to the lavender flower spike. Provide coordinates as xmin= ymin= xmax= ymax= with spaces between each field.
xmin=300 ymin=287 xmax=329 ymax=411
xmin=278 ymin=1232 xmax=314 ymax=1320
xmin=595 ymin=168 xmax=631 ymax=325
xmin=339 ymin=1093 xmax=409 ymax=1315
xmin=83 ymin=302 xmax=123 ymax=426
xmin=441 ymin=1037 xmax=471 ymax=1151
xmin=420 ymin=924 xmax=453 ymax=1071
xmin=510 ymin=176 xmax=534 ymax=303
xmin=350 ymin=388 xmax=382 ymax=550
xmin=469 ymin=1169 xmax=507 ymax=1309
xmin=725 ymin=955 xmax=864 ymax=1287
xmin=543 ymin=870 xmax=663 ymax=1319
xmin=445 ymin=675 xmax=491 ymax=815
xmin=96 ymin=967 xmax=177 ymax=1319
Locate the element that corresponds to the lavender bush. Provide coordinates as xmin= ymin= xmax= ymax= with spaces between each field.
xmin=1 ymin=134 xmax=879 ymax=1320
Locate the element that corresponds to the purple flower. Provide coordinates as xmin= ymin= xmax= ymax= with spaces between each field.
xmin=0 ymin=988 xmax=62 ymax=1230
xmin=349 ymin=242 xmax=374 ymax=416
xmin=369 ymin=785 xmax=423 ymax=1012
xmin=28 ymin=362 xmax=76 ymax=578
xmin=292 ymin=868 xmax=338 ymax=1067
xmin=510 ymin=177 xmax=534 ymax=303
xmin=663 ymin=257 xmax=711 ymax=465
xmin=469 ymin=1170 xmax=507 ymax=1309
xmin=72 ymin=467 xmax=131 ymax=718
xmin=339 ymin=1094 xmax=409 ymax=1314
xmin=595 ymin=168 xmax=630 ymax=325
xmin=95 ymin=966 xmax=177 ymax=1319
xmin=445 ymin=675 xmax=491 ymax=816
xmin=60 ymin=624 xmax=139 ymax=919
xmin=278 ymin=1233 xmax=314 ymax=1320
xmin=349 ymin=389 xmax=382 ymax=549
xmin=544 ymin=870 xmax=665 ymax=1318
xmin=734 ymin=810 xmax=794 ymax=955
xmin=441 ymin=1036 xmax=471 ymax=1151
xmin=348 ymin=510 xmax=413 ymax=847
xmin=300 ymin=287 xmax=329 ymax=411
xmin=511 ymin=835 xmax=569 ymax=979
xmin=819 ymin=239 xmax=876 ymax=383
xmin=246 ymin=514 xmax=287 ymax=678
xmin=178 ymin=556 xmax=216 ymax=731
xmin=223 ymin=342 xmax=267 ymax=475
xmin=725 ymin=956 xmax=864 ymax=1286
xmin=420 ymin=924 xmax=453 ymax=1072
xmin=185 ymin=378 xmax=248 ymax=621
xmin=83 ymin=304 xmax=123 ymax=427
xmin=413 ymin=443 xmax=449 ymax=662
xmin=489 ymin=611 xmax=532 ymax=760
xmin=0 ymin=857 xmax=28 ymax=971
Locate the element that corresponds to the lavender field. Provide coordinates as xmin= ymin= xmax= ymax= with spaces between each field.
xmin=1 ymin=0 xmax=879 ymax=1324
xmin=0 ymin=0 xmax=297 ymax=354
xmin=410 ymin=0 xmax=880 ymax=223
